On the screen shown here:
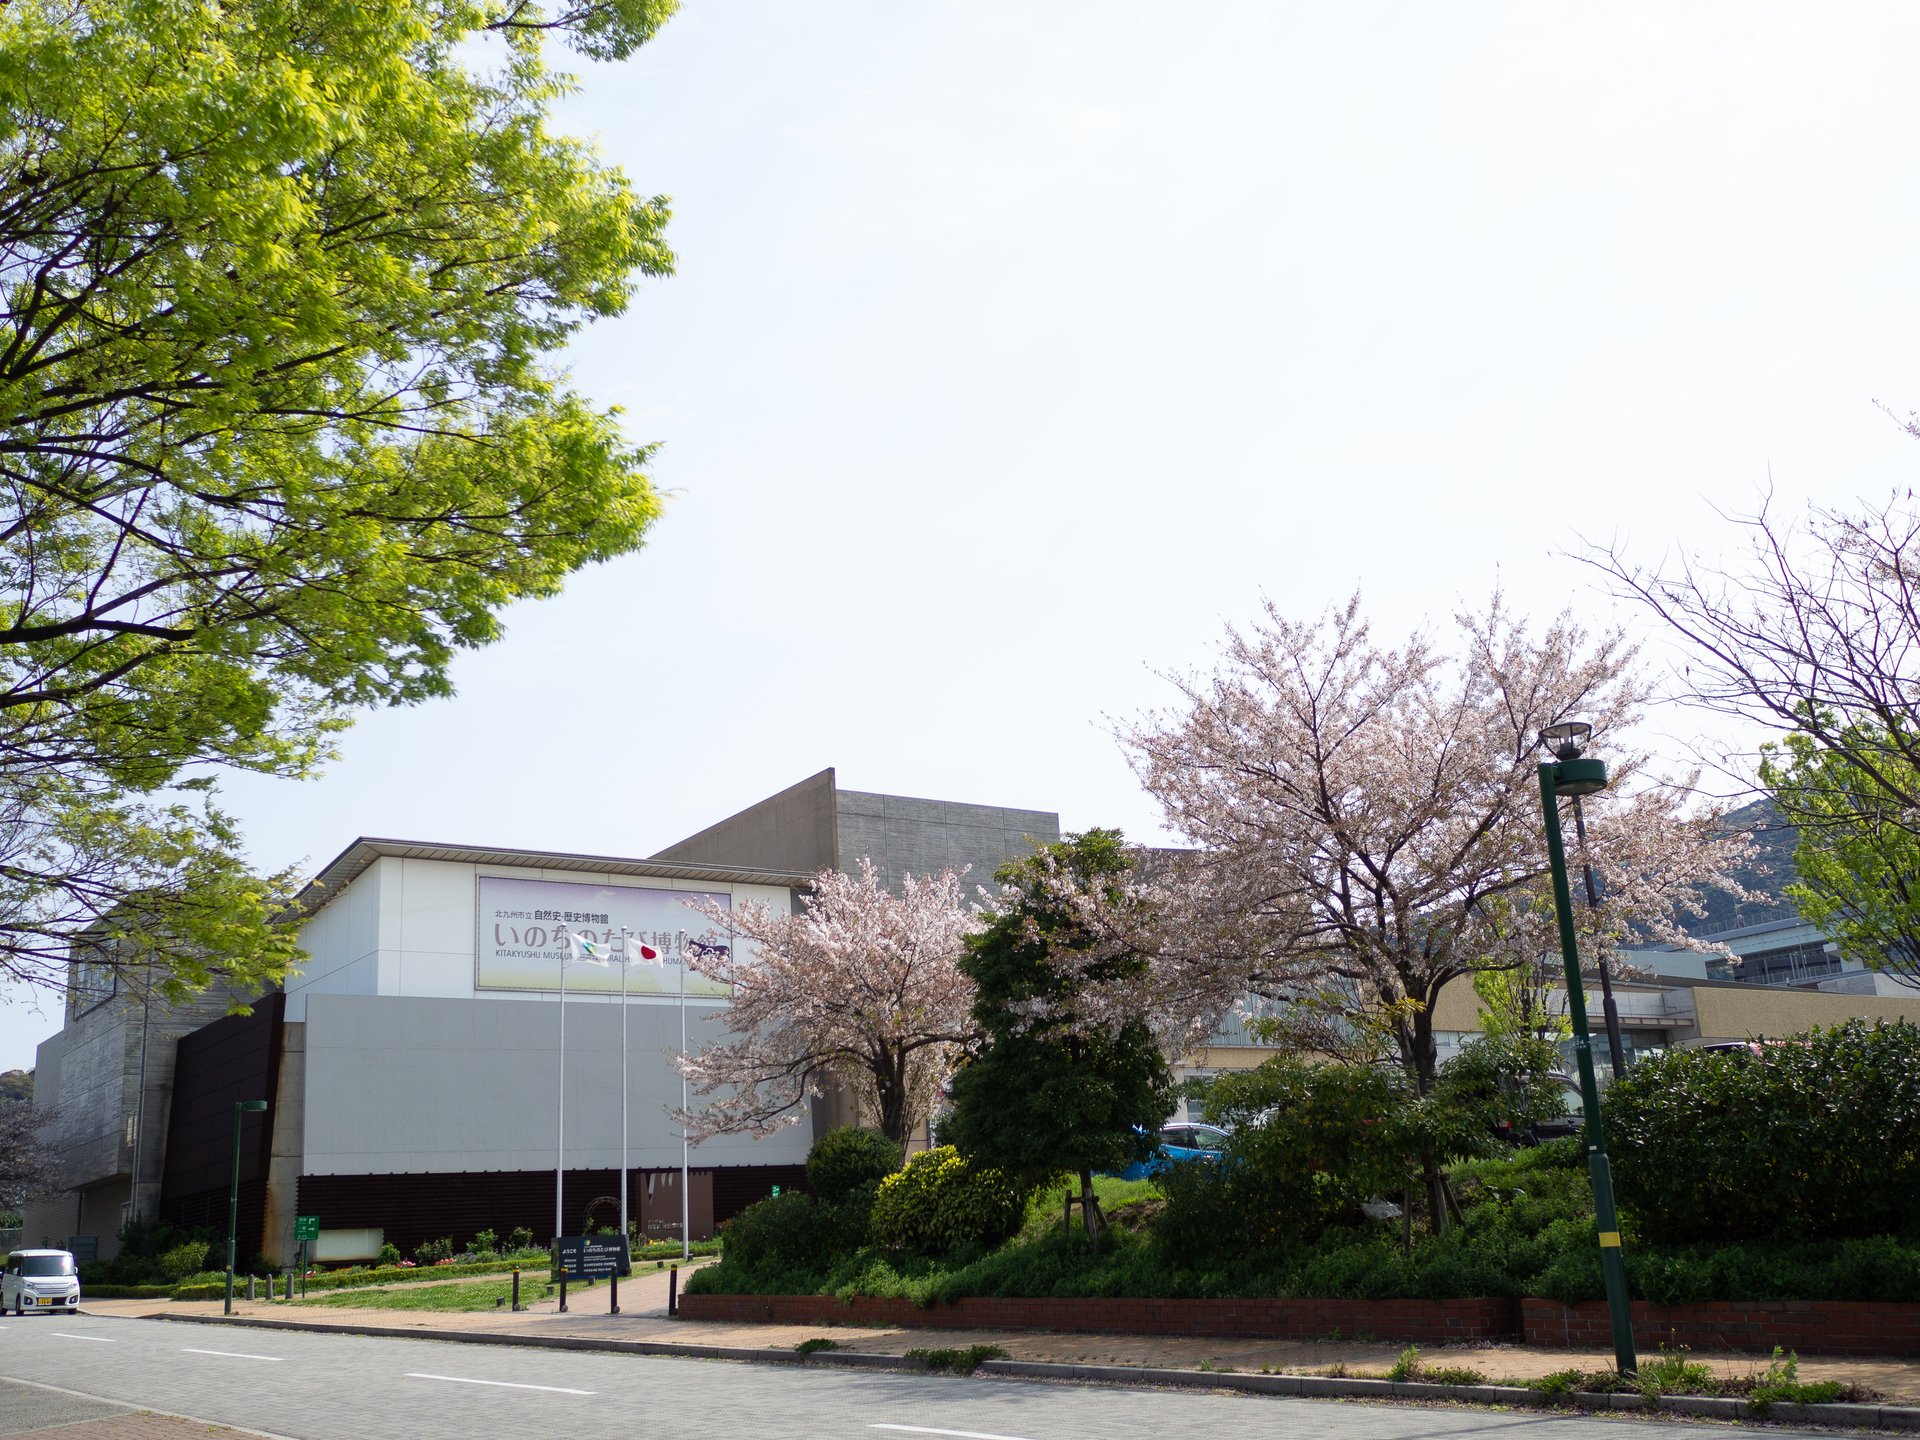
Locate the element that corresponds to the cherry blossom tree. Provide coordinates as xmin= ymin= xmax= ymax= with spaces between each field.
xmin=678 ymin=861 xmax=978 ymax=1147
xmin=1120 ymin=593 xmax=1752 ymax=1101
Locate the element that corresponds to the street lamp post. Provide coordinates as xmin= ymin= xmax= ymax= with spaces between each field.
xmin=1537 ymin=721 xmax=1638 ymax=1376
xmin=224 ymin=1100 xmax=270 ymax=1316
xmin=1570 ymin=793 xmax=1631 ymax=1078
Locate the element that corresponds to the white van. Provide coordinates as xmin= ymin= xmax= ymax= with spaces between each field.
xmin=3 ymin=1249 xmax=81 ymax=1314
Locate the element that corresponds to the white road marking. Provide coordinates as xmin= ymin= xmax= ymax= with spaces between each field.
xmin=183 ymin=1347 xmax=283 ymax=1362
xmin=50 ymin=1332 xmax=114 ymax=1342
xmin=405 ymin=1372 xmax=594 ymax=1395
xmin=871 ymin=1427 xmax=1042 ymax=1440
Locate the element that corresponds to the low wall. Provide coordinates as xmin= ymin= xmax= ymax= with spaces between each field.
xmin=677 ymin=1293 xmax=1516 ymax=1342
xmin=1522 ymin=1299 xmax=1920 ymax=1359
xmin=681 ymin=1293 xmax=1920 ymax=1357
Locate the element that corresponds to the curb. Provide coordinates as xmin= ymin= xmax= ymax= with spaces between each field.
xmin=146 ymin=1315 xmax=1920 ymax=1428
xmin=150 ymin=1312 xmax=928 ymax=1371
xmin=980 ymin=1360 xmax=1920 ymax=1427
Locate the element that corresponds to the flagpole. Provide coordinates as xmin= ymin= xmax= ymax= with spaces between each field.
xmin=678 ymin=927 xmax=689 ymax=1262
xmin=619 ymin=927 xmax=631 ymax=1257
xmin=554 ymin=925 xmax=569 ymax=1250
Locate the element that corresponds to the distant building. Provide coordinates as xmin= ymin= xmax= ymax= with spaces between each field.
xmin=20 ymin=770 xmax=1061 ymax=1267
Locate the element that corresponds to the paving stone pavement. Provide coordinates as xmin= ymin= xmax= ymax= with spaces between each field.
xmin=0 ymin=1376 xmax=255 ymax=1438
xmin=79 ymin=1268 xmax=1920 ymax=1408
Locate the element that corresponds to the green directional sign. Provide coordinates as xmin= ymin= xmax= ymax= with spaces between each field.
xmin=294 ymin=1215 xmax=320 ymax=1242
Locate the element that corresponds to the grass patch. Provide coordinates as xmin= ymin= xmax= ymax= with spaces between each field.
xmin=293 ymin=1274 xmax=558 ymax=1312
xmin=905 ymin=1344 xmax=1007 ymax=1375
xmin=1524 ymin=1348 xmax=1870 ymax=1407
xmin=794 ymin=1337 xmax=840 ymax=1354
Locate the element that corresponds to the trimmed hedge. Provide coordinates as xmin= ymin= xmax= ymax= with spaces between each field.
xmin=82 ymin=1284 xmax=171 ymax=1299
xmin=171 ymin=1256 xmax=534 ymax=1301
xmin=1607 ymin=1020 xmax=1920 ymax=1245
xmin=169 ymin=1243 xmax=721 ymax=1301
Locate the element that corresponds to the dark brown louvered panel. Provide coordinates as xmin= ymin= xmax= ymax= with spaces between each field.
xmin=294 ymin=1164 xmax=809 ymax=1254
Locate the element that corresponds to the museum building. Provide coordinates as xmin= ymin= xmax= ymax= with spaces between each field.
xmin=21 ymin=770 xmax=1062 ymax=1267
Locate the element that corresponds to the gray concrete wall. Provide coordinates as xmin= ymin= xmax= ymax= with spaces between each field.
xmin=835 ymin=789 xmax=1059 ymax=891
xmin=650 ymin=769 xmax=838 ymax=875
xmin=262 ymin=1022 xmax=306 ymax=1268
xmin=301 ymin=994 xmax=811 ymax=1177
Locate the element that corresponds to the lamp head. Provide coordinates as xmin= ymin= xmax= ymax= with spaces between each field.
xmin=1540 ymin=720 xmax=1593 ymax=761
xmin=237 ymin=1100 xmax=269 ymax=1113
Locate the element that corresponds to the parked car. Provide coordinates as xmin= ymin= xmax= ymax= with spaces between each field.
xmin=1113 ymin=1122 xmax=1232 ymax=1180
xmin=1492 ymin=1075 xmax=1584 ymax=1147
xmin=3 ymin=1249 xmax=81 ymax=1315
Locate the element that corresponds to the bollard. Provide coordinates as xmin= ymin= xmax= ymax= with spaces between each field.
xmin=511 ymin=1267 xmax=520 ymax=1313
xmin=559 ymin=1273 xmax=568 ymax=1314
xmin=246 ymin=1275 xmax=256 ymax=1302
xmin=668 ymin=1264 xmax=678 ymax=1316
xmin=610 ymin=1266 xmax=619 ymax=1315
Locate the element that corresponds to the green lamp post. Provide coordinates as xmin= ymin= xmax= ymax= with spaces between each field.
xmin=224 ymin=1099 xmax=270 ymax=1316
xmin=1538 ymin=720 xmax=1638 ymax=1375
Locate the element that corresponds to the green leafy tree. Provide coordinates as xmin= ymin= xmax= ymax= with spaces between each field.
xmin=1762 ymin=728 xmax=1920 ymax=985
xmin=0 ymin=0 xmax=675 ymax=999
xmin=1472 ymin=960 xmax=1572 ymax=1043
xmin=944 ymin=830 xmax=1175 ymax=1244
xmin=1165 ymin=1056 xmax=1418 ymax=1256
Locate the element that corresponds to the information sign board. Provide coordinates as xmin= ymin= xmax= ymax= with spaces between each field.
xmin=294 ymin=1215 xmax=320 ymax=1242
xmin=556 ymin=1234 xmax=630 ymax=1281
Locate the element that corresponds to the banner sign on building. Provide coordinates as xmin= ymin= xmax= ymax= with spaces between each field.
xmin=476 ymin=874 xmax=733 ymax=997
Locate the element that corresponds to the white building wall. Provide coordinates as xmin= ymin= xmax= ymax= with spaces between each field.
xmin=285 ymin=857 xmax=785 ymax=1020
xmin=301 ymin=992 xmax=809 ymax=1174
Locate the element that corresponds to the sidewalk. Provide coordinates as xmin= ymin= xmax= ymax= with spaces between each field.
xmin=83 ymin=1270 xmax=1920 ymax=1408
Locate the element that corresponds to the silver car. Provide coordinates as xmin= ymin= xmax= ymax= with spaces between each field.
xmin=3 ymin=1249 xmax=81 ymax=1315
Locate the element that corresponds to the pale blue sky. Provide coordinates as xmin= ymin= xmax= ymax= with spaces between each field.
xmin=6 ymin=2 xmax=1919 ymax=1067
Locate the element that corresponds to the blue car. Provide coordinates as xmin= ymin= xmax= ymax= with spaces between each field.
xmin=1114 ymin=1122 xmax=1231 ymax=1180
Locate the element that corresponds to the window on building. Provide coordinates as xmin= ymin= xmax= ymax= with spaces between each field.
xmin=1708 ymin=942 xmax=1840 ymax=987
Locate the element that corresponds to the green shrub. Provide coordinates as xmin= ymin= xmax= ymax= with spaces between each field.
xmin=508 ymin=1227 xmax=534 ymax=1252
xmin=1161 ymin=1057 xmax=1422 ymax=1260
xmin=1606 ymin=1020 xmax=1920 ymax=1244
xmin=794 ymin=1337 xmax=840 ymax=1354
xmin=413 ymin=1236 xmax=455 ymax=1265
xmin=870 ymin=1146 xmax=1025 ymax=1258
xmin=807 ymin=1127 xmax=903 ymax=1206
xmin=723 ymin=1192 xmax=844 ymax=1274
xmin=375 ymin=1243 xmax=401 ymax=1266
xmin=157 ymin=1240 xmax=214 ymax=1282
xmin=472 ymin=1229 xmax=497 ymax=1255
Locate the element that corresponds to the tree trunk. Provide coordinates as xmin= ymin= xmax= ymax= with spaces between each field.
xmin=1078 ymin=1166 xmax=1102 ymax=1248
xmin=1401 ymin=987 xmax=1449 ymax=1235
xmin=875 ymin=1051 xmax=912 ymax=1146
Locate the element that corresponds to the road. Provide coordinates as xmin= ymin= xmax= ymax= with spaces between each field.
xmin=0 ymin=1313 xmax=1827 ymax=1440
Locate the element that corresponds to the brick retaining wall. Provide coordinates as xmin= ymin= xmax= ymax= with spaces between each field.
xmin=681 ymin=1292 xmax=1920 ymax=1357
xmin=677 ymin=1292 xmax=1516 ymax=1342
xmin=1522 ymin=1298 xmax=1920 ymax=1358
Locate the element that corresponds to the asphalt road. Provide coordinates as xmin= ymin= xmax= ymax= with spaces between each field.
xmin=0 ymin=1313 xmax=1829 ymax=1440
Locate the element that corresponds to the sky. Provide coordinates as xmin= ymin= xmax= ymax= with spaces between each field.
xmin=6 ymin=1 xmax=1920 ymax=1067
